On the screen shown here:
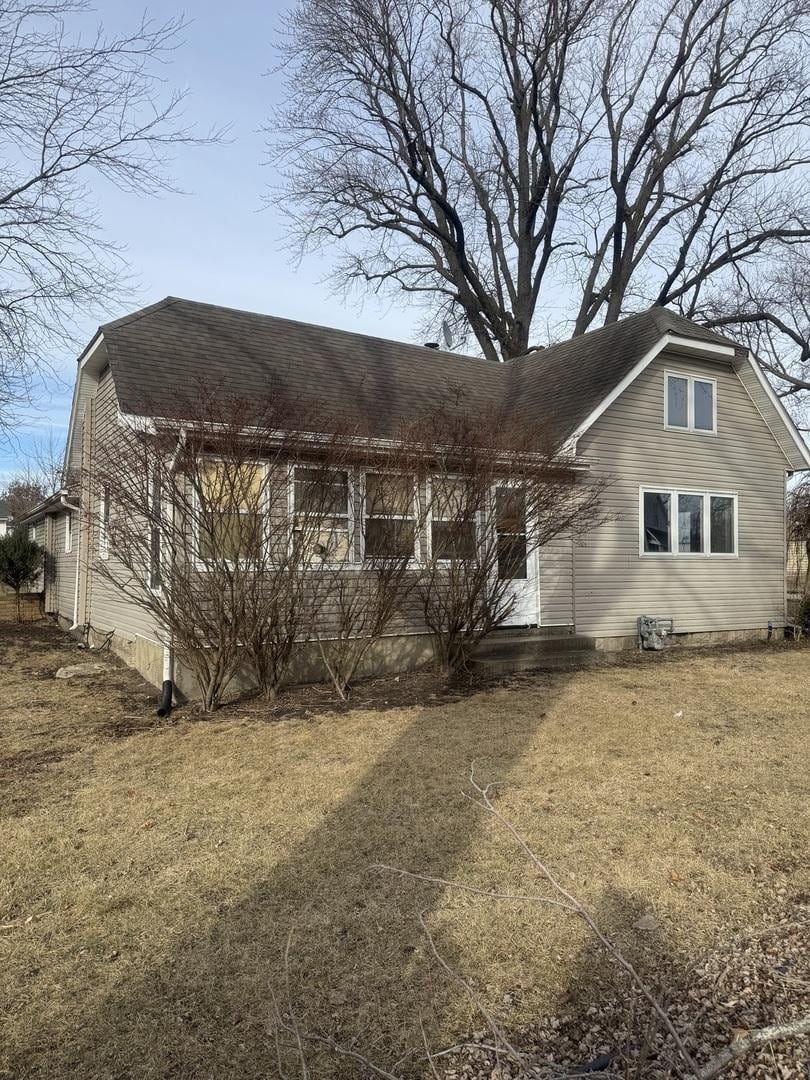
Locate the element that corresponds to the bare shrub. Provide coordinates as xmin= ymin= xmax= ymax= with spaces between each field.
xmin=307 ymin=453 xmax=427 ymax=700
xmin=409 ymin=407 xmax=607 ymax=677
xmin=91 ymin=390 xmax=358 ymax=711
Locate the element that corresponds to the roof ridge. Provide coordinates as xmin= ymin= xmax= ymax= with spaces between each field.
xmin=101 ymin=296 xmax=182 ymax=334
xmin=122 ymin=295 xmax=498 ymax=366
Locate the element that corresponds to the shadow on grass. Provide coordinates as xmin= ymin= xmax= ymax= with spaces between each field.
xmin=6 ymin=674 xmax=577 ymax=1079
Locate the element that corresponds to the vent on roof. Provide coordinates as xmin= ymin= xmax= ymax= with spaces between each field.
xmin=423 ymin=341 xmax=440 ymax=349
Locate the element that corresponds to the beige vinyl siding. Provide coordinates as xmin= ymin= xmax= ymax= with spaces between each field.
xmin=575 ymin=352 xmax=789 ymax=638
xmin=65 ymin=358 xmax=103 ymax=477
xmin=538 ymin=534 xmax=574 ymax=625
xmin=87 ymin=366 xmax=160 ymax=645
xmin=735 ymin=359 xmax=808 ymax=472
xmin=53 ymin=512 xmax=78 ymax=620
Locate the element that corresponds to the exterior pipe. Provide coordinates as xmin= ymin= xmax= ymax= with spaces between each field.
xmin=156 ymin=641 xmax=174 ymax=717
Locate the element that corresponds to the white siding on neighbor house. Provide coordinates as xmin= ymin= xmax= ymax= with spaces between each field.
xmin=575 ymin=351 xmax=792 ymax=639
xmin=86 ymin=366 xmax=160 ymax=646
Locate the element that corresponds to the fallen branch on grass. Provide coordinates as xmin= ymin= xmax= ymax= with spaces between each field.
xmin=692 ymin=1016 xmax=810 ymax=1079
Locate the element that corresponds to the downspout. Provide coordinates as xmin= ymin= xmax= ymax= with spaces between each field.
xmin=155 ymin=427 xmax=185 ymax=717
xmin=157 ymin=642 xmax=174 ymax=717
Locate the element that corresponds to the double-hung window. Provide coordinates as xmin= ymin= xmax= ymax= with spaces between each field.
xmin=641 ymin=487 xmax=737 ymax=556
xmin=429 ymin=477 xmax=477 ymax=561
xmin=293 ymin=466 xmax=352 ymax=563
xmin=665 ymin=372 xmax=716 ymax=433
xmin=197 ymin=460 xmax=265 ymax=565
xmin=364 ymin=472 xmax=417 ymax=560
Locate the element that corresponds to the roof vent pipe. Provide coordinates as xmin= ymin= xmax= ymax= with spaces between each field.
xmin=423 ymin=342 xmax=440 ymax=349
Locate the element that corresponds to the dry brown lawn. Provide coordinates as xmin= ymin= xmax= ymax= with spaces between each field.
xmin=1 ymin=622 xmax=808 ymax=1079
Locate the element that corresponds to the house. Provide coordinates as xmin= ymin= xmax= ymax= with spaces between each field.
xmin=0 ymin=498 xmax=11 ymax=536
xmin=20 ymin=297 xmax=810 ymax=693
xmin=787 ymin=539 xmax=809 ymax=599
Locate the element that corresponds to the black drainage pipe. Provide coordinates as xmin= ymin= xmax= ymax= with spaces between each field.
xmin=156 ymin=680 xmax=174 ymax=718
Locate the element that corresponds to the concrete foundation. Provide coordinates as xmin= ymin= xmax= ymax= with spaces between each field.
xmin=593 ymin=625 xmax=784 ymax=652
xmin=56 ymin=617 xmax=788 ymax=702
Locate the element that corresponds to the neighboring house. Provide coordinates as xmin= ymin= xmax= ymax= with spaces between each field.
xmin=19 ymin=297 xmax=810 ymax=692
xmin=0 ymin=499 xmax=11 ymax=536
xmin=787 ymin=538 xmax=809 ymax=598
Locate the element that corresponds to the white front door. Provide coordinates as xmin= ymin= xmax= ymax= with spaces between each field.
xmin=494 ymin=485 xmax=539 ymax=627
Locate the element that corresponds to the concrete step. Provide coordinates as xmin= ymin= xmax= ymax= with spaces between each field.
xmin=470 ymin=649 xmax=602 ymax=676
xmin=473 ymin=632 xmax=595 ymax=661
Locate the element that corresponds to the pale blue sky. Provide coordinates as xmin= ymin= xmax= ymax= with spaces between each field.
xmin=1 ymin=0 xmax=419 ymax=481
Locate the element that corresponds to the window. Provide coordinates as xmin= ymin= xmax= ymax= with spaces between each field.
xmin=293 ymin=466 xmax=352 ymax=563
xmin=495 ymin=486 xmax=528 ymax=579
xmin=665 ymin=372 xmax=716 ymax=433
xmin=99 ymin=488 xmax=110 ymax=560
xmin=364 ymin=472 xmax=416 ymax=560
xmin=430 ymin=477 xmax=477 ymax=561
xmin=643 ymin=491 xmax=671 ymax=553
xmin=65 ymin=512 xmax=73 ymax=554
xmin=640 ymin=487 xmax=737 ymax=556
xmin=710 ymin=495 xmax=735 ymax=555
xmin=197 ymin=460 xmax=265 ymax=564
xmin=28 ymin=523 xmax=37 ymax=543
xmin=678 ymin=493 xmax=703 ymax=553
xmin=148 ymin=470 xmax=162 ymax=589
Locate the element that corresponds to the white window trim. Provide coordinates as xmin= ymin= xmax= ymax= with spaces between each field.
xmin=193 ymin=457 xmax=270 ymax=571
xmin=64 ymin=512 xmax=73 ymax=554
xmin=287 ymin=463 xmax=358 ymax=569
xmin=360 ymin=469 xmax=421 ymax=566
xmin=639 ymin=486 xmax=738 ymax=558
xmin=425 ymin=475 xmax=483 ymax=564
xmin=664 ymin=370 xmax=718 ymax=434
xmin=98 ymin=488 xmax=110 ymax=560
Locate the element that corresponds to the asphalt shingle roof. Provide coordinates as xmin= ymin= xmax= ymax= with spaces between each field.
xmin=99 ymin=297 xmax=740 ymax=445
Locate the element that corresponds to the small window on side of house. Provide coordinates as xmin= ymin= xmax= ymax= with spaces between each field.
xmin=65 ymin=512 xmax=73 ymax=554
xmin=430 ymin=477 xmax=477 ymax=561
xmin=666 ymin=376 xmax=689 ymax=429
xmin=710 ymin=495 xmax=735 ymax=554
xmin=293 ymin=466 xmax=351 ymax=563
xmin=677 ymin=493 xmax=704 ymax=553
xmin=665 ymin=373 xmax=717 ymax=434
xmin=643 ymin=491 xmax=671 ymax=553
xmin=364 ymin=472 xmax=416 ymax=560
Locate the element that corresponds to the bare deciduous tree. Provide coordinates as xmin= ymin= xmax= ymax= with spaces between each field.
xmin=0 ymin=1 xmax=220 ymax=433
xmin=273 ymin=0 xmax=810 ymax=411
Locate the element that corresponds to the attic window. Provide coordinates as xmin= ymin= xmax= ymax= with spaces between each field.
xmin=665 ymin=372 xmax=716 ymax=433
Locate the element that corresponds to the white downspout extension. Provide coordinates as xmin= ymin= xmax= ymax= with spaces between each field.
xmin=159 ymin=427 xmax=184 ymax=707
